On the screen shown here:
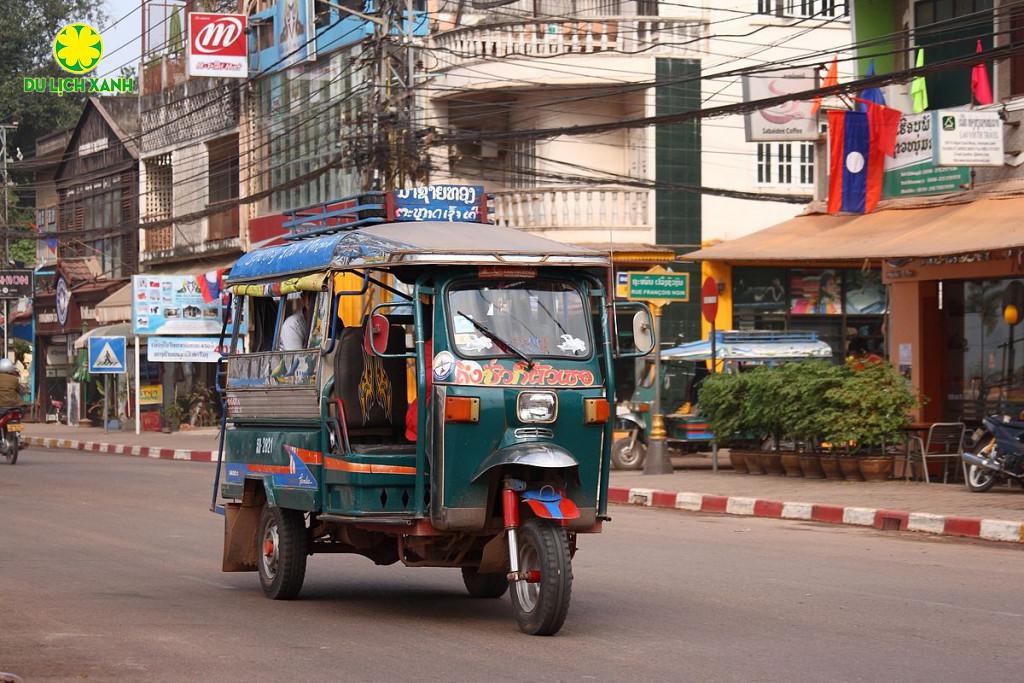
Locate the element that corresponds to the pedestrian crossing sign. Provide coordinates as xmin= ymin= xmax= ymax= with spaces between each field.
xmin=88 ymin=336 xmax=127 ymax=374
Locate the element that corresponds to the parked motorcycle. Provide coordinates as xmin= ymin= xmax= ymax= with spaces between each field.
xmin=0 ymin=408 xmax=22 ymax=465
xmin=961 ymin=414 xmax=1024 ymax=492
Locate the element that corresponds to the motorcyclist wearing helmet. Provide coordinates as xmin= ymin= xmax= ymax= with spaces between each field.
xmin=0 ymin=359 xmax=25 ymax=413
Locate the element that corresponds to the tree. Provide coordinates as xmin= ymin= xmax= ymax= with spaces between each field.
xmin=0 ymin=1 xmax=107 ymax=156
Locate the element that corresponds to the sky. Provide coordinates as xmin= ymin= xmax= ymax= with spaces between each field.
xmin=98 ymin=0 xmax=144 ymax=79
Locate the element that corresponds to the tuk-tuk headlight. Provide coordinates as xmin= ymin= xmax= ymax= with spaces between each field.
xmin=517 ymin=391 xmax=557 ymax=423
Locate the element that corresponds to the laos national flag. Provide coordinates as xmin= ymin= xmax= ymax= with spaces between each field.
xmin=197 ymin=269 xmax=224 ymax=304
xmin=827 ymin=105 xmax=901 ymax=214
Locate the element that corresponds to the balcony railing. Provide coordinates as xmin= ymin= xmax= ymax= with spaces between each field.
xmin=490 ymin=186 xmax=651 ymax=233
xmin=432 ymin=17 xmax=704 ymax=70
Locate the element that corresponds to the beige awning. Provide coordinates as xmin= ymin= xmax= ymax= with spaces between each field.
xmin=95 ymin=283 xmax=132 ymax=323
xmin=684 ymin=195 xmax=1024 ymax=262
xmin=74 ymin=322 xmax=135 ymax=349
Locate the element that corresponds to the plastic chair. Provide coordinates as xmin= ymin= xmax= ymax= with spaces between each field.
xmin=906 ymin=422 xmax=966 ymax=484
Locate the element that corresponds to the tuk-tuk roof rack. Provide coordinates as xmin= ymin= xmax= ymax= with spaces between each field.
xmin=282 ymin=185 xmax=493 ymax=241
xmin=714 ymin=330 xmax=821 ymax=343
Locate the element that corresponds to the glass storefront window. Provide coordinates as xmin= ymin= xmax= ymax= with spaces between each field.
xmin=943 ymin=278 xmax=1024 ymax=421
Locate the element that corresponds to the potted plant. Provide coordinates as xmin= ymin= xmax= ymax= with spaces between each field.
xmin=824 ymin=360 xmax=919 ymax=482
xmin=743 ymin=366 xmax=789 ymax=475
xmin=699 ymin=371 xmax=753 ymax=474
xmin=786 ymin=360 xmax=844 ymax=478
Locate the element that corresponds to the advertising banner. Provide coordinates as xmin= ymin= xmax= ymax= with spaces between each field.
xmin=742 ymin=69 xmax=819 ymax=142
xmin=187 ymin=13 xmax=247 ymax=78
xmin=883 ymin=113 xmax=969 ymax=198
xmin=276 ymin=0 xmax=316 ymax=69
xmin=147 ymin=337 xmax=239 ymax=363
xmin=132 ymin=274 xmax=243 ymax=336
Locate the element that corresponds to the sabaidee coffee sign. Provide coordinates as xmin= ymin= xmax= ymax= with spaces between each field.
xmin=187 ymin=12 xmax=247 ymax=79
xmin=0 ymin=270 xmax=34 ymax=300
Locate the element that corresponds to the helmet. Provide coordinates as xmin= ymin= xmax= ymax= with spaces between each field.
xmin=0 ymin=359 xmax=16 ymax=375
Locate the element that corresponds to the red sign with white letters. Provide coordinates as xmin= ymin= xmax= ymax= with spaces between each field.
xmin=187 ymin=12 xmax=247 ymax=78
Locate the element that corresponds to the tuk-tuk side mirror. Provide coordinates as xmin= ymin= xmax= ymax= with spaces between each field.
xmin=364 ymin=313 xmax=390 ymax=356
xmin=613 ymin=302 xmax=656 ymax=358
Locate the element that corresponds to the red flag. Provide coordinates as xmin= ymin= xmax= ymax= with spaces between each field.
xmin=811 ymin=56 xmax=838 ymax=116
xmin=972 ymin=40 xmax=993 ymax=105
xmin=864 ymin=102 xmax=902 ymax=212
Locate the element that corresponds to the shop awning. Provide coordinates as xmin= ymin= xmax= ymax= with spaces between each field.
xmin=74 ymin=322 xmax=135 ymax=350
xmin=684 ymin=195 xmax=1024 ymax=262
xmin=95 ymin=283 xmax=132 ymax=323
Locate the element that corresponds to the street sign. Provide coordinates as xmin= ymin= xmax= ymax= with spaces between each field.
xmin=701 ymin=276 xmax=719 ymax=323
xmin=88 ymin=336 xmax=127 ymax=374
xmin=628 ymin=266 xmax=690 ymax=306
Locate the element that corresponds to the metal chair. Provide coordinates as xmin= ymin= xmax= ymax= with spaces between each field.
xmin=905 ymin=422 xmax=966 ymax=484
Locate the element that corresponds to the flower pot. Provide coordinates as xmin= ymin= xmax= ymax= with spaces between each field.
xmin=780 ymin=452 xmax=803 ymax=477
xmin=798 ymin=454 xmax=826 ymax=479
xmin=743 ymin=451 xmax=766 ymax=475
xmin=761 ymin=452 xmax=784 ymax=476
xmin=727 ymin=449 xmax=749 ymax=474
xmin=820 ymin=454 xmax=843 ymax=480
xmin=839 ymin=457 xmax=864 ymax=481
xmin=859 ymin=457 xmax=893 ymax=482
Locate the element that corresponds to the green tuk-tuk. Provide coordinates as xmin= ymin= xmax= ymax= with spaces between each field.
xmin=611 ymin=331 xmax=833 ymax=469
xmin=212 ymin=187 xmax=653 ymax=636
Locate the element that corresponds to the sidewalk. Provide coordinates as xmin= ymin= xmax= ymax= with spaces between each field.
xmin=609 ymin=468 xmax=1024 ymax=545
xmin=21 ymin=424 xmax=1024 ymax=544
xmin=22 ymin=423 xmax=220 ymax=461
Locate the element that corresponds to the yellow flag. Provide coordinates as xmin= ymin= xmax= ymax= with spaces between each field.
xmin=911 ymin=48 xmax=928 ymax=113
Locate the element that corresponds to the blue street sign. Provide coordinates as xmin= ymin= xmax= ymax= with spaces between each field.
xmin=88 ymin=336 xmax=127 ymax=374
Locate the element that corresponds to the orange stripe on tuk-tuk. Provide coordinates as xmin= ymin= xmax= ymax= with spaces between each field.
xmin=325 ymin=456 xmax=416 ymax=475
xmin=246 ymin=464 xmax=292 ymax=474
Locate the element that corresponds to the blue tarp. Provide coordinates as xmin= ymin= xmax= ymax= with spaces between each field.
xmin=227 ymin=233 xmax=345 ymax=283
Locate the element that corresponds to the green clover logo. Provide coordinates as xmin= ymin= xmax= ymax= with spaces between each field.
xmin=53 ymin=23 xmax=103 ymax=74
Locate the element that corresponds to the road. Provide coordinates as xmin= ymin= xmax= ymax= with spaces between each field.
xmin=1 ymin=449 xmax=1022 ymax=682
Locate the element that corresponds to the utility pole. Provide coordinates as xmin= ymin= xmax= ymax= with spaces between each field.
xmin=362 ymin=0 xmax=422 ymax=191
xmin=0 ymin=122 xmax=19 ymax=358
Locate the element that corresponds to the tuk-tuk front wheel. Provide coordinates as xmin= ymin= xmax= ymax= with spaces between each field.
xmin=510 ymin=518 xmax=573 ymax=636
xmin=257 ymin=505 xmax=308 ymax=600
xmin=611 ymin=437 xmax=646 ymax=470
xmin=461 ymin=566 xmax=509 ymax=599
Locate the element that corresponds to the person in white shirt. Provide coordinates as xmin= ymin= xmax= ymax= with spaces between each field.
xmin=277 ymin=294 xmax=309 ymax=351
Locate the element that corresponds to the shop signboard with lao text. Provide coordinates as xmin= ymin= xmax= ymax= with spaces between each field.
xmin=132 ymin=274 xmax=244 ymax=336
xmin=883 ymin=113 xmax=969 ymax=198
xmin=147 ymin=337 xmax=243 ymax=364
xmin=388 ymin=185 xmax=487 ymax=223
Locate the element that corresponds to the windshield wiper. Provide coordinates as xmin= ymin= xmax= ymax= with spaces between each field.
xmin=457 ymin=311 xmax=535 ymax=368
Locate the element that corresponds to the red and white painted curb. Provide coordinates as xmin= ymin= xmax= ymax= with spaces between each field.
xmin=608 ymin=486 xmax=1024 ymax=545
xmin=25 ymin=436 xmax=216 ymax=462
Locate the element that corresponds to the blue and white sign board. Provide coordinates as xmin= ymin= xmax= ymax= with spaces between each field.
xmin=147 ymin=336 xmax=242 ymax=364
xmin=88 ymin=336 xmax=127 ymax=374
xmin=390 ymin=185 xmax=486 ymax=223
xmin=132 ymin=274 xmax=245 ymax=336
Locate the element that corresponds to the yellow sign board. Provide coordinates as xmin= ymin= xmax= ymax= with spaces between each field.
xmin=140 ymin=385 xmax=163 ymax=406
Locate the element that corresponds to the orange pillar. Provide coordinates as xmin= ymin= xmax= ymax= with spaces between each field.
xmin=888 ymin=280 xmax=942 ymax=422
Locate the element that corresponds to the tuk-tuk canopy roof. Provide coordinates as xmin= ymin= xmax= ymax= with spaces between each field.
xmin=226 ymin=221 xmax=608 ymax=285
xmin=661 ymin=331 xmax=833 ymax=362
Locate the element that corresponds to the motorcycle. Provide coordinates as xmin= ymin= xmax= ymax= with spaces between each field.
xmin=961 ymin=414 xmax=1024 ymax=492
xmin=0 ymin=408 xmax=22 ymax=465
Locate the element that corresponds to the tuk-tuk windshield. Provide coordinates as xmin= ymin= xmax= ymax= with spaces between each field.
xmin=448 ymin=279 xmax=591 ymax=359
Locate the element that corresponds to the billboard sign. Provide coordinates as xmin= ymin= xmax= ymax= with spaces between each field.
xmin=742 ymin=69 xmax=819 ymax=142
xmin=883 ymin=113 xmax=969 ymax=198
xmin=276 ymin=0 xmax=316 ymax=69
xmin=188 ymin=12 xmax=248 ymax=78
xmin=0 ymin=270 xmax=33 ymax=299
xmin=132 ymin=274 xmax=243 ymax=336
xmin=933 ymin=110 xmax=1003 ymax=167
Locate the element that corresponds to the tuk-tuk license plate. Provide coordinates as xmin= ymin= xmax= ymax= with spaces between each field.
xmin=7 ymin=424 xmax=22 ymax=432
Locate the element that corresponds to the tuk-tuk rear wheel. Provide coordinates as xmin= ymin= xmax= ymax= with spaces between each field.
xmin=510 ymin=518 xmax=572 ymax=636
xmin=461 ymin=567 xmax=509 ymax=599
xmin=611 ymin=438 xmax=646 ymax=470
xmin=257 ymin=505 xmax=308 ymax=600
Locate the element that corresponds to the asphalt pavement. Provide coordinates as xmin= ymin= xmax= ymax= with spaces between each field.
xmin=2 ymin=448 xmax=1022 ymax=682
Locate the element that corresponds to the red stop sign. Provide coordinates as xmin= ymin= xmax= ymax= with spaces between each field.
xmin=701 ymin=276 xmax=718 ymax=324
